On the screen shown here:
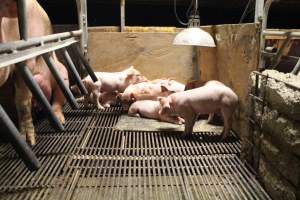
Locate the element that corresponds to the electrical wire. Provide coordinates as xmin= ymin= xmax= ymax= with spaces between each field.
xmin=174 ymin=0 xmax=188 ymax=26
xmin=239 ymin=0 xmax=254 ymax=23
xmin=186 ymin=0 xmax=195 ymax=18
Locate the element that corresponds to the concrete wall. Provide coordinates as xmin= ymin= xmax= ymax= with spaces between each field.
xmin=246 ymin=70 xmax=300 ymax=200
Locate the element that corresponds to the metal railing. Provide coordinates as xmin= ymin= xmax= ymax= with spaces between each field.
xmin=257 ymin=0 xmax=300 ymax=74
xmin=0 ymin=0 xmax=97 ymax=170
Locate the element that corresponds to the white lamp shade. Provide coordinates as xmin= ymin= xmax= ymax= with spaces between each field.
xmin=173 ymin=27 xmax=216 ymax=47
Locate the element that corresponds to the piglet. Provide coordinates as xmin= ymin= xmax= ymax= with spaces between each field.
xmin=71 ymin=66 xmax=147 ymax=109
xmin=128 ymin=100 xmax=184 ymax=124
xmin=120 ymin=78 xmax=184 ymax=103
xmin=158 ymin=80 xmax=238 ymax=139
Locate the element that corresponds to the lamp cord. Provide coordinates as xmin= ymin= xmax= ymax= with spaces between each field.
xmin=174 ymin=0 xmax=188 ymax=25
xmin=186 ymin=0 xmax=195 ymax=18
xmin=239 ymin=0 xmax=254 ymax=23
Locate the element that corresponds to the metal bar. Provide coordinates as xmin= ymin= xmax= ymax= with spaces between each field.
xmin=16 ymin=0 xmax=28 ymax=40
xmin=73 ymin=44 xmax=98 ymax=82
xmin=263 ymin=30 xmax=300 ymax=38
xmin=0 ymin=30 xmax=82 ymax=54
xmin=120 ymin=0 xmax=125 ymax=32
xmin=0 ymin=105 xmax=40 ymax=171
xmin=42 ymin=53 xmax=79 ymax=110
xmin=271 ymin=36 xmax=292 ymax=67
xmin=76 ymin=0 xmax=88 ymax=55
xmin=16 ymin=62 xmax=64 ymax=131
xmin=0 ymin=38 xmax=78 ymax=69
xmin=249 ymin=94 xmax=264 ymax=103
xmin=291 ymin=57 xmax=300 ymax=75
xmin=254 ymin=0 xmax=264 ymax=23
xmin=61 ymin=48 xmax=88 ymax=95
xmin=258 ymin=0 xmax=274 ymax=70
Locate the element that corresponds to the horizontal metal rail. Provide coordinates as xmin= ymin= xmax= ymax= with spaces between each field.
xmin=0 ymin=38 xmax=78 ymax=69
xmin=263 ymin=30 xmax=300 ymax=38
xmin=0 ymin=30 xmax=82 ymax=54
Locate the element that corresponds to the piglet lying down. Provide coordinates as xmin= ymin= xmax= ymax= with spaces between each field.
xmin=158 ymin=80 xmax=238 ymax=139
xmin=128 ymin=100 xmax=185 ymax=125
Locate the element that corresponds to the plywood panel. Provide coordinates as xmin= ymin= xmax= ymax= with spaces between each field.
xmin=87 ymin=30 xmax=195 ymax=83
xmin=198 ymin=23 xmax=260 ymax=137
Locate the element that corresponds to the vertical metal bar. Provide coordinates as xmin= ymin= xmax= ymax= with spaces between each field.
xmin=258 ymin=0 xmax=275 ymax=71
xmin=291 ymin=57 xmax=300 ymax=75
xmin=61 ymin=48 xmax=88 ymax=95
xmin=254 ymin=0 xmax=264 ymax=23
xmin=76 ymin=0 xmax=88 ymax=55
xmin=16 ymin=0 xmax=28 ymax=40
xmin=120 ymin=0 xmax=125 ymax=32
xmin=42 ymin=53 xmax=79 ymax=109
xmin=0 ymin=104 xmax=40 ymax=171
xmin=73 ymin=45 xmax=98 ymax=82
xmin=16 ymin=63 xmax=64 ymax=131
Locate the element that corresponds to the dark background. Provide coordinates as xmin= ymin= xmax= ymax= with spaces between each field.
xmin=37 ymin=0 xmax=300 ymax=28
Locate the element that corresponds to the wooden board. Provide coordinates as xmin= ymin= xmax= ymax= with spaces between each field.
xmin=198 ymin=23 xmax=260 ymax=137
xmin=87 ymin=29 xmax=196 ymax=83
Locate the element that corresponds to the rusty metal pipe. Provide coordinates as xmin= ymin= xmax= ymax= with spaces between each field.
xmin=42 ymin=53 xmax=79 ymax=109
xmin=61 ymin=48 xmax=88 ymax=95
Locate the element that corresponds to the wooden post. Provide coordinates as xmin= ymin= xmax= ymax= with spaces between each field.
xmin=120 ymin=0 xmax=125 ymax=32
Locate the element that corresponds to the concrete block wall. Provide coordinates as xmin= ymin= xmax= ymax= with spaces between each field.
xmin=244 ymin=70 xmax=300 ymax=200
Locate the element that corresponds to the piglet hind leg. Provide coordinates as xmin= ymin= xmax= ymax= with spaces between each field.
xmin=15 ymin=75 xmax=36 ymax=146
xmin=128 ymin=107 xmax=141 ymax=117
xmin=220 ymin=106 xmax=234 ymax=140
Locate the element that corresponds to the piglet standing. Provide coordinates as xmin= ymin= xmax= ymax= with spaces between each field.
xmin=158 ymin=80 xmax=238 ymax=139
xmin=71 ymin=66 xmax=147 ymax=109
xmin=128 ymin=100 xmax=184 ymax=125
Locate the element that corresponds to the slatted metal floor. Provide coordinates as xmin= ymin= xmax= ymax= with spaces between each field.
xmin=0 ymin=104 xmax=271 ymax=200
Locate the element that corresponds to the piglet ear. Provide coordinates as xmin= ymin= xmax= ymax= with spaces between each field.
xmin=125 ymin=73 xmax=134 ymax=82
xmin=161 ymin=85 xmax=169 ymax=93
